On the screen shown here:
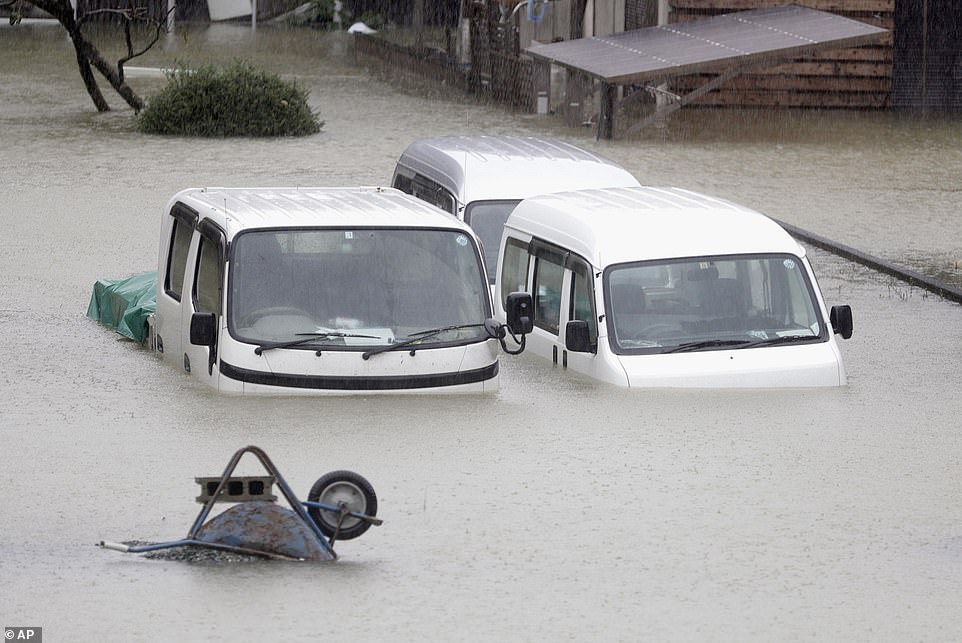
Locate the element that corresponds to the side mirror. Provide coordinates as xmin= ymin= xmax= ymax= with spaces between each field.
xmin=830 ymin=305 xmax=853 ymax=340
xmin=484 ymin=317 xmax=506 ymax=339
xmin=565 ymin=320 xmax=593 ymax=353
xmin=505 ymin=292 xmax=533 ymax=335
xmin=190 ymin=312 xmax=217 ymax=346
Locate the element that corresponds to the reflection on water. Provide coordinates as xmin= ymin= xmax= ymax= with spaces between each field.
xmin=2 ymin=22 xmax=962 ymax=643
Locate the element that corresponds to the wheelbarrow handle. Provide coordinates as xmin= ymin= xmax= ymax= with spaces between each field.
xmin=98 ymin=541 xmax=131 ymax=553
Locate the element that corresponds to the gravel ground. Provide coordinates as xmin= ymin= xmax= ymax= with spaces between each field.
xmin=126 ymin=540 xmax=274 ymax=564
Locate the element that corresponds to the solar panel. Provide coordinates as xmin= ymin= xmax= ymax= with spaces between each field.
xmin=526 ymin=5 xmax=889 ymax=85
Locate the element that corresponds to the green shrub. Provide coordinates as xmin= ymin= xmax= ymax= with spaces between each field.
xmin=285 ymin=0 xmax=336 ymax=28
xmin=306 ymin=0 xmax=336 ymax=26
xmin=137 ymin=61 xmax=323 ymax=137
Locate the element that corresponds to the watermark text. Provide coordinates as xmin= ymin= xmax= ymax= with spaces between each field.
xmin=4 ymin=628 xmax=42 ymax=642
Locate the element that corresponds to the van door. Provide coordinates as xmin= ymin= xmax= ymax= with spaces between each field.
xmin=182 ymin=219 xmax=226 ymax=389
xmin=561 ymin=258 xmax=600 ymax=375
xmin=155 ymin=202 xmax=197 ymax=368
xmin=528 ymin=241 xmax=567 ymax=364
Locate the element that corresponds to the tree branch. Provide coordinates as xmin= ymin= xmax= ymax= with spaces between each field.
xmin=76 ymin=6 xmax=170 ymax=85
xmin=12 ymin=0 xmax=171 ymax=112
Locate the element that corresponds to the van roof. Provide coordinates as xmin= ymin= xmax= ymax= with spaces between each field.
xmin=167 ymin=187 xmax=469 ymax=239
xmin=506 ymin=186 xmax=806 ymax=267
xmin=394 ymin=135 xmax=641 ymax=206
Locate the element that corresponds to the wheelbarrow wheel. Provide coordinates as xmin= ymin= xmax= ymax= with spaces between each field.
xmin=307 ymin=470 xmax=378 ymax=541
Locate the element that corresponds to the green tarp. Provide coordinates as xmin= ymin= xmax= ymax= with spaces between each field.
xmin=86 ymin=271 xmax=157 ymax=342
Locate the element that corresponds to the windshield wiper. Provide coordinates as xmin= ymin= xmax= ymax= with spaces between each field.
xmin=665 ymin=334 xmax=819 ymax=354
xmin=740 ymin=334 xmax=818 ymax=348
xmin=362 ymin=323 xmax=486 ymax=360
xmin=665 ymin=339 xmax=752 ymax=353
xmin=254 ymin=331 xmax=381 ymax=355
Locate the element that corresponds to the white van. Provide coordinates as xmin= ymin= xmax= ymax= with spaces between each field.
xmin=150 ymin=187 xmax=531 ymax=395
xmin=391 ymin=135 xmax=641 ymax=281
xmin=494 ymin=186 xmax=853 ymax=388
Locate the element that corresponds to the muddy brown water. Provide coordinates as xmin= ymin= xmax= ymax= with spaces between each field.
xmin=2 ymin=20 xmax=962 ymax=642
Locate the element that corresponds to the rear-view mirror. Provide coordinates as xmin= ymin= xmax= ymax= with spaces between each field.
xmin=565 ymin=320 xmax=593 ymax=353
xmin=190 ymin=312 xmax=217 ymax=346
xmin=505 ymin=292 xmax=533 ymax=335
xmin=830 ymin=305 xmax=853 ymax=339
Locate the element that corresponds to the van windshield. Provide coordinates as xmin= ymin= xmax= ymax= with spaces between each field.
xmin=228 ymin=228 xmax=490 ymax=349
xmin=464 ymin=200 xmax=521 ymax=283
xmin=605 ymin=254 xmax=826 ymax=354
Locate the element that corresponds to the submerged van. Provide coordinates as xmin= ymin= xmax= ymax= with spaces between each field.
xmin=494 ymin=186 xmax=853 ymax=388
xmin=391 ymin=135 xmax=641 ymax=281
xmin=144 ymin=187 xmax=531 ymax=394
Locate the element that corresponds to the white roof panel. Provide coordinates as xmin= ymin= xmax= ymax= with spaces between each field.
xmin=506 ymin=186 xmax=806 ymax=267
xmin=168 ymin=187 xmax=467 ymax=240
xmin=395 ymin=135 xmax=640 ymax=205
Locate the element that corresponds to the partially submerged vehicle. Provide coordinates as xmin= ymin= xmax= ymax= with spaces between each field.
xmin=89 ymin=187 xmax=532 ymax=394
xmin=391 ymin=135 xmax=641 ymax=281
xmin=493 ymin=186 xmax=853 ymax=388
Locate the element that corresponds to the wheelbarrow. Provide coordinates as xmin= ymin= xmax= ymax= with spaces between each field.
xmin=98 ymin=445 xmax=382 ymax=561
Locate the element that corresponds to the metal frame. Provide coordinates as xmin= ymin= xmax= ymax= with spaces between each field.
xmin=526 ymin=6 xmax=890 ymax=138
xmin=620 ymin=59 xmax=775 ymax=137
xmin=99 ymin=445 xmax=381 ymax=561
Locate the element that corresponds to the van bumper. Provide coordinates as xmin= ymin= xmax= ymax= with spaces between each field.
xmin=620 ymin=344 xmax=845 ymax=388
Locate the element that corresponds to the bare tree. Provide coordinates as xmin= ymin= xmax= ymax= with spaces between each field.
xmin=3 ymin=0 xmax=172 ymax=112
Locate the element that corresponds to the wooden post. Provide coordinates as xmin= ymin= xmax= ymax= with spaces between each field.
xmin=597 ymin=81 xmax=615 ymax=139
xmin=564 ymin=69 xmax=591 ymax=127
xmin=413 ymin=0 xmax=424 ymax=49
xmin=569 ymin=0 xmax=586 ymax=39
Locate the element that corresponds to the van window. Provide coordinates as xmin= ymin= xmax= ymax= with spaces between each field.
xmin=392 ymin=173 xmax=412 ymax=193
xmin=533 ymin=253 xmax=564 ymax=335
xmin=395 ymin=172 xmax=457 ymax=215
xmin=229 ymin=228 xmax=489 ymax=345
xmin=569 ymin=260 xmax=597 ymax=345
xmin=165 ymin=218 xmax=193 ymax=301
xmin=500 ymin=238 xmax=530 ymax=308
xmin=605 ymin=253 xmax=824 ymax=355
xmin=195 ymin=235 xmax=224 ymax=315
xmin=417 ymin=181 xmax=456 ymax=214
xmin=464 ymin=200 xmax=521 ymax=282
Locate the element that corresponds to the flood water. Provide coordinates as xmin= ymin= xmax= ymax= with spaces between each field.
xmin=2 ymin=20 xmax=962 ymax=642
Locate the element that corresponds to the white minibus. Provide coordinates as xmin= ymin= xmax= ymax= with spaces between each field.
xmin=392 ymin=135 xmax=641 ymax=282
xmin=149 ymin=187 xmax=531 ymax=394
xmin=494 ymin=186 xmax=853 ymax=388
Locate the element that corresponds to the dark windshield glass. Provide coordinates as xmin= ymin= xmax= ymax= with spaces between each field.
xmin=605 ymin=254 xmax=825 ymax=354
xmin=464 ymin=200 xmax=521 ymax=282
xmin=229 ymin=228 xmax=489 ymax=348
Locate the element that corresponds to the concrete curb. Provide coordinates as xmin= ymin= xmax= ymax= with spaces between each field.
xmin=775 ymin=219 xmax=962 ymax=305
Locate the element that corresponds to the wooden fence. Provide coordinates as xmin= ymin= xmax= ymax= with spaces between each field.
xmin=354 ymin=32 xmax=470 ymax=91
xmin=668 ymin=0 xmax=894 ymax=108
xmin=467 ymin=0 xmax=534 ymax=108
xmin=353 ymin=3 xmax=532 ymax=110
